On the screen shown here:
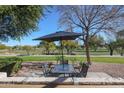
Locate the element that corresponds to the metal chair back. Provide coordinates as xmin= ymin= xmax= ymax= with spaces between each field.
xmin=41 ymin=64 xmax=49 ymax=77
xmin=80 ymin=63 xmax=89 ymax=77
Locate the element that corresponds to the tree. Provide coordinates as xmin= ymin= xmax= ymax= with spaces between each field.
xmin=105 ymin=29 xmax=124 ymax=56
xmin=0 ymin=5 xmax=44 ymax=42
xmin=116 ymin=39 xmax=124 ymax=56
xmin=116 ymin=30 xmax=124 ymax=56
xmin=0 ymin=44 xmax=7 ymax=50
xmin=117 ymin=30 xmax=124 ymax=39
xmin=38 ymin=41 xmax=56 ymax=55
xmin=106 ymin=41 xmax=117 ymax=56
xmin=57 ymin=5 xmax=124 ymax=64
xmin=62 ymin=40 xmax=79 ymax=54
xmin=22 ymin=45 xmax=33 ymax=55
xmin=89 ymin=35 xmax=104 ymax=51
xmin=12 ymin=45 xmax=22 ymax=50
xmin=6 ymin=46 xmax=12 ymax=54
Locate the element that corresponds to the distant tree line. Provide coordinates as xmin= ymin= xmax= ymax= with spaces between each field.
xmin=0 ymin=29 xmax=124 ymax=56
xmin=106 ymin=30 xmax=124 ymax=56
xmin=1 ymin=5 xmax=124 ymax=65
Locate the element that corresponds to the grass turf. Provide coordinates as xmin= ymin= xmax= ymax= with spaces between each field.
xmin=0 ymin=56 xmax=123 ymax=64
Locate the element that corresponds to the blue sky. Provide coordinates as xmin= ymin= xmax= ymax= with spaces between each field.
xmin=2 ymin=7 xmax=109 ymax=46
xmin=3 ymin=9 xmax=60 ymax=46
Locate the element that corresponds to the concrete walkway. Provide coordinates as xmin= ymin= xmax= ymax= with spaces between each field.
xmin=0 ymin=72 xmax=124 ymax=85
xmin=0 ymin=76 xmax=124 ymax=85
xmin=87 ymin=72 xmax=112 ymax=78
xmin=1 ymin=84 xmax=124 ymax=88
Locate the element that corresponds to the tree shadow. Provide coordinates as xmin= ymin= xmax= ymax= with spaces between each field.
xmin=42 ymin=77 xmax=69 ymax=88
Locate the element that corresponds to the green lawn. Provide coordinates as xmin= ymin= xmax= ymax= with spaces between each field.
xmin=0 ymin=56 xmax=123 ymax=64
xmin=90 ymin=57 xmax=124 ymax=64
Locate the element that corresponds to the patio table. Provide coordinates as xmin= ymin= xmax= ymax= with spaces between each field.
xmin=51 ymin=64 xmax=76 ymax=77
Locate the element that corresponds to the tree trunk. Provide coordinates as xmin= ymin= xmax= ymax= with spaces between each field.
xmin=94 ymin=46 xmax=97 ymax=52
xmin=109 ymin=45 xmax=113 ymax=56
xmin=110 ymin=49 xmax=113 ymax=56
xmin=84 ymin=29 xmax=91 ymax=65
xmin=85 ymin=39 xmax=91 ymax=65
xmin=46 ymin=48 xmax=50 ymax=55
xmin=66 ymin=48 xmax=70 ymax=55
xmin=120 ymin=48 xmax=124 ymax=56
xmin=26 ymin=50 xmax=30 ymax=55
xmin=120 ymin=52 xmax=123 ymax=56
xmin=47 ymin=50 xmax=50 ymax=55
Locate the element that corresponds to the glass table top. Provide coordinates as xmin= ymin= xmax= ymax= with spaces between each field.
xmin=52 ymin=64 xmax=75 ymax=74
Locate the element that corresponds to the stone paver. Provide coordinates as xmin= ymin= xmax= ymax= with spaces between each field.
xmin=0 ymin=72 xmax=124 ymax=85
xmin=0 ymin=77 xmax=124 ymax=85
xmin=0 ymin=77 xmax=73 ymax=84
xmin=0 ymin=72 xmax=7 ymax=78
xmin=87 ymin=72 xmax=112 ymax=78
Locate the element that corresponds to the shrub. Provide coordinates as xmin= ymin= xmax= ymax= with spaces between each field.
xmin=10 ymin=57 xmax=23 ymax=74
xmin=0 ymin=57 xmax=23 ymax=76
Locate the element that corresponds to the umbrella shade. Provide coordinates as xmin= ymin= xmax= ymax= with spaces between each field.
xmin=33 ymin=31 xmax=81 ymax=68
xmin=33 ymin=31 xmax=81 ymax=41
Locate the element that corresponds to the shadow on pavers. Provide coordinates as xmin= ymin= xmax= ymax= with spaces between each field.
xmin=42 ymin=77 xmax=69 ymax=88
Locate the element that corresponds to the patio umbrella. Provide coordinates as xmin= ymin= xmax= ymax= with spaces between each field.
xmin=33 ymin=31 xmax=81 ymax=68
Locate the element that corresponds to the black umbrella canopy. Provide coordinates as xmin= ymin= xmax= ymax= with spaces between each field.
xmin=33 ymin=31 xmax=81 ymax=68
xmin=33 ymin=31 xmax=82 ymax=41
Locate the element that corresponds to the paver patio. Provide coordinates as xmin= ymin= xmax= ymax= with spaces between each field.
xmin=86 ymin=72 xmax=112 ymax=78
xmin=1 ymin=72 xmax=124 ymax=85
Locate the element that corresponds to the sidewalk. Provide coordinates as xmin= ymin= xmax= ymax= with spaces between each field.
xmin=0 ymin=72 xmax=124 ymax=85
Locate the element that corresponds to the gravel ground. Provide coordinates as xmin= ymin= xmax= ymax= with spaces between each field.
xmin=88 ymin=62 xmax=124 ymax=78
xmin=15 ymin=62 xmax=124 ymax=78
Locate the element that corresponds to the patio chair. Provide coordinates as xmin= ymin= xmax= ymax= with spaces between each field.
xmin=47 ymin=62 xmax=54 ymax=68
xmin=73 ymin=62 xmax=81 ymax=72
xmin=73 ymin=66 xmax=81 ymax=75
xmin=74 ymin=62 xmax=89 ymax=77
xmin=41 ymin=64 xmax=53 ymax=77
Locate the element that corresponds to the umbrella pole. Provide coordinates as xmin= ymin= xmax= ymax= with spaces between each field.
xmin=60 ymin=40 xmax=64 ymax=69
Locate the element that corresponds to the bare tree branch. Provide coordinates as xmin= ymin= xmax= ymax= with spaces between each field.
xmin=57 ymin=5 xmax=124 ymax=64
